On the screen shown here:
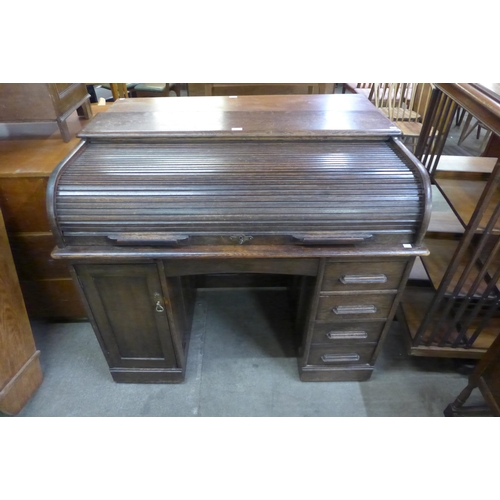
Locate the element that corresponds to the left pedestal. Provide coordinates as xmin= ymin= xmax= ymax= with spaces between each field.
xmin=73 ymin=263 xmax=194 ymax=383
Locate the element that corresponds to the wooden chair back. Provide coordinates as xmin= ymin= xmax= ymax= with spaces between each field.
xmin=342 ymin=83 xmax=372 ymax=97
xmin=373 ymin=83 xmax=433 ymax=123
xmin=203 ymin=83 xmax=335 ymax=96
xmin=110 ymin=83 xmax=129 ymax=100
xmin=415 ymin=87 xmax=459 ymax=174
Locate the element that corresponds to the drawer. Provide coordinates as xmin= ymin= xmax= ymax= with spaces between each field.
xmin=322 ymin=260 xmax=407 ymax=291
xmin=0 ymin=177 xmax=50 ymax=233
xmin=307 ymin=344 xmax=375 ymax=366
xmin=311 ymin=321 xmax=385 ymax=344
xmin=19 ymin=278 xmax=86 ymax=320
xmin=9 ymin=233 xmax=71 ymax=280
xmin=316 ymin=293 xmax=396 ymax=321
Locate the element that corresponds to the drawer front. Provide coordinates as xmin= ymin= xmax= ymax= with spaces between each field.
xmin=9 ymin=233 xmax=71 ymax=280
xmin=316 ymin=293 xmax=396 ymax=321
xmin=19 ymin=278 xmax=86 ymax=320
xmin=322 ymin=260 xmax=407 ymax=291
xmin=311 ymin=321 xmax=385 ymax=344
xmin=0 ymin=177 xmax=50 ymax=233
xmin=307 ymin=345 xmax=375 ymax=366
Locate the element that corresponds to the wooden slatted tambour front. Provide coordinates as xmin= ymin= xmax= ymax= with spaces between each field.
xmin=52 ymin=140 xmax=426 ymax=247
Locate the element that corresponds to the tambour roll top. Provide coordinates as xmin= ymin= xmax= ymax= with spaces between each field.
xmin=47 ymin=96 xmax=431 ymax=250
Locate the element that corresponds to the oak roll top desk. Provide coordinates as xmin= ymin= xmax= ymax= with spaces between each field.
xmin=47 ymin=95 xmax=431 ymax=383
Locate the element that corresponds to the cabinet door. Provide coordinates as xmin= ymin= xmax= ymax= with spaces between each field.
xmin=75 ymin=264 xmax=177 ymax=369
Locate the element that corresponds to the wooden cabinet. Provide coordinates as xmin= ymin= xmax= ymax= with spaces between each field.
xmin=0 ymin=110 xmax=94 ymax=320
xmin=0 ymin=208 xmax=43 ymax=415
xmin=46 ymin=95 xmax=430 ymax=383
xmin=0 ymin=83 xmax=92 ymax=142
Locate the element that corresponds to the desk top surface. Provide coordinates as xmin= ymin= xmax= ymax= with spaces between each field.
xmin=80 ymin=94 xmax=401 ymax=140
xmin=0 ymin=95 xmax=399 ymax=177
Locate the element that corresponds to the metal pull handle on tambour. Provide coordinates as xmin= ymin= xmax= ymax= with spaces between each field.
xmin=321 ymin=353 xmax=360 ymax=363
xmin=340 ymin=274 xmax=387 ymax=285
xmin=107 ymin=233 xmax=189 ymax=246
xmin=292 ymin=233 xmax=373 ymax=246
xmin=332 ymin=305 xmax=377 ymax=315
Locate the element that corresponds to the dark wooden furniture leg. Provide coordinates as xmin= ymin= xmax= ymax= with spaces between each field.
xmin=57 ymin=118 xmax=71 ymax=142
xmin=443 ymin=384 xmax=493 ymax=416
xmin=444 ymin=328 xmax=500 ymax=416
xmin=79 ymin=98 xmax=93 ymax=119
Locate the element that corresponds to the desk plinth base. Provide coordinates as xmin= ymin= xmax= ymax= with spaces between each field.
xmin=299 ymin=364 xmax=374 ymax=382
xmin=110 ymin=368 xmax=185 ymax=384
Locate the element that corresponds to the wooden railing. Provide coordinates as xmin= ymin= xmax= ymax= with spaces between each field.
xmin=400 ymin=83 xmax=500 ymax=358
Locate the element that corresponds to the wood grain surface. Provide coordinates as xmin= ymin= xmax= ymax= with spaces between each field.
xmin=0 ymin=208 xmax=42 ymax=415
xmin=81 ymin=94 xmax=401 ymax=139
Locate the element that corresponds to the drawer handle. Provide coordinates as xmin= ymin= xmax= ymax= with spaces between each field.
xmin=320 ymin=353 xmax=360 ymax=363
xmin=332 ymin=305 xmax=377 ymax=315
xmin=292 ymin=233 xmax=373 ymax=246
xmin=340 ymin=274 xmax=387 ymax=285
xmin=107 ymin=233 xmax=189 ymax=246
xmin=326 ymin=330 xmax=368 ymax=340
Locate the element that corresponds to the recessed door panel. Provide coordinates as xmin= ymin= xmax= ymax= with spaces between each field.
xmin=76 ymin=264 xmax=177 ymax=369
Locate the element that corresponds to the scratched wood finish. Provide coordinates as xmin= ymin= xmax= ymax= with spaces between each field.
xmin=0 ymin=209 xmax=42 ymax=415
